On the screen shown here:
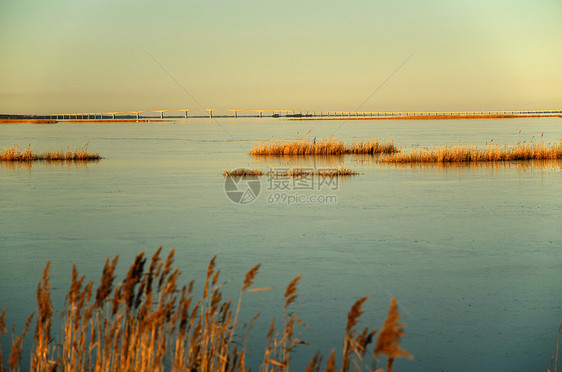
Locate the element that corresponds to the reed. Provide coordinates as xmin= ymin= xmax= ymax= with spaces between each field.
xmin=267 ymin=168 xmax=359 ymax=177
xmin=223 ymin=169 xmax=264 ymax=177
xmin=249 ymin=137 xmax=398 ymax=156
xmin=379 ymin=143 xmax=562 ymax=164
xmin=346 ymin=140 xmax=399 ymax=155
xmin=250 ymin=137 xmax=346 ymax=156
xmin=0 ymin=119 xmax=57 ymax=124
xmin=0 ymin=144 xmax=101 ymax=162
xmin=0 ymin=249 xmax=411 ymax=372
xmin=223 ymin=168 xmax=359 ymax=177
xmin=549 ymin=324 xmax=561 ymax=372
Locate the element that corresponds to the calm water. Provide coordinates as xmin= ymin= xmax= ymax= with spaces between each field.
xmin=1 ymin=117 xmax=561 ymax=371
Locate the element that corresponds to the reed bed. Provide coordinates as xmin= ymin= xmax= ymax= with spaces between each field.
xmin=379 ymin=143 xmax=562 ymax=164
xmin=0 ymin=119 xmax=57 ymax=124
xmin=268 ymin=168 xmax=359 ymax=177
xmin=0 ymin=249 xmax=411 ymax=372
xmin=346 ymin=140 xmax=399 ymax=155
xmin=0 ymin=144 xmax=101 ymax=162
xmin=250 ymin=137 xmax=346 ymax=156
xmin=249 ymin=138 xmax=398 ymax=156
xmin=223 ymin=169 xmax=264 ymax=177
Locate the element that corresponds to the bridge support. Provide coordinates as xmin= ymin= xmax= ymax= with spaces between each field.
xmin=234 ymin=111 xmax=238 ymax=118
xmin=136 ymin=113 xmax=140 ymax=120
xmin=209 ymin=111 xmax=213 ymax=118
xmin=160 ymin=112 xmax=163 ymax=119
xmin=185 ymin=111 xmax=188 ymax=119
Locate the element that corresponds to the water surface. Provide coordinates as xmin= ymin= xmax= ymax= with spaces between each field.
xmin=1 ymin=117 xmax=561 ymax=371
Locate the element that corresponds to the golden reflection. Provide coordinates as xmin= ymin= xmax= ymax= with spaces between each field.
xmin=378 ymin=159 xmax=562 ymax=170
xmin=251 ymin=154 xmax=345 ymax=168
xmin=0 ymin=159 xmax=99 ymax=170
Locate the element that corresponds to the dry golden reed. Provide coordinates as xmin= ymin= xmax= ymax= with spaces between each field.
xmin=250 ymin=137 xmax=345 ymax=156
xmin=380 ymin=143 xmax=562 ymax=164
xmin=250 ymin=137 xmax=398 ymax=156
xmin=548 ymin=324 xmax=561 ymax=372
xmin=0 ymin=249 xmax=411 ymax=372
xmin=346 ymin=140 xmax=399 ymax=155
xmin=269 ymin=168 xmax=359 ymax=177
xmin=0 ymin=144 xmax=101 ymax=162
xmin=0 ymin=119 xmax=57 ymax=124
xmin=224 ymin=168 xmax=359 ymax=177
xmin=375 ymin=298 xmax=412 ymax=372
xmin=223 ymin=169 xmax=264 ymax=177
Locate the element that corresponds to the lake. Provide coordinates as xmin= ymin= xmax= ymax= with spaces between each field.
xmin=1 ymin=117 xmax=561 ymax=371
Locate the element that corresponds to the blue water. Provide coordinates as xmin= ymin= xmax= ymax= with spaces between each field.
xmin=1 ymin=117 xmax=561 ymax=371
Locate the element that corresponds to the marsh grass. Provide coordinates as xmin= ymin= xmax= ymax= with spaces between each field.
xmin=268 ymin=168 xmax=359 ymax=177
xmin=0 ymin=249 xmax=410 ymax=372
xmin=0 ymin=144 xmax=101 ymax=162
xmin=250 ymin=137 xmax=346 ymax=156
xmin=250 ymin=138 xmax=398 ymax=156
xmin=223 ymin=169 xmax=264 ymax=177
xmin=0 ymin=119 xmax=57 ymax=124
xmin=548 ymin=324 xmax=561 ymax=372
xmin=346 ymin=141 xmax=399 ymax=155
xmin=379 ymin=143 xmax=562 ymax=164
xmin=224 ymin=168 xmax=359 ymax=177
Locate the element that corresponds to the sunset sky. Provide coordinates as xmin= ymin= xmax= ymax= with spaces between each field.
xmin=1 ymin=0 xmax=561 ymax=114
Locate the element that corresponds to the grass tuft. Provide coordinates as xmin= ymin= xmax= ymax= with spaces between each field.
xmin=380 ymin=143 xmax=562 ymax=164
xmin=223 ymin=169 xmax=264 ymax=177
xmin=346 ymin=140 xmax=399 ymax=155
xmin=250 ymin=137 xmax=346 ymax=156
xmin=225 ymin=168 xmax=359 ymax=177
xmin=270 ymin=168 xmax=359 ymax=177
xmin=0 ymin=144 xmax=101 ymax=162
xmin=250 ymin=137 xmax=398 ymax=156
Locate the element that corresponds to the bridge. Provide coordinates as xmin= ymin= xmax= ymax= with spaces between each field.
xmin=40 ymin=109 xmax=562 ymax=120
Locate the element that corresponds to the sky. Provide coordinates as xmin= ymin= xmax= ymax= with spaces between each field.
xmin=0 ymin=0 xmax=561 ymax=114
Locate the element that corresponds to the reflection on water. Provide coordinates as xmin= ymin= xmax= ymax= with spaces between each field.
xmin=0 ymin=159 xmax=100 ymax=170
xmin=251 ymin=154 xmax=345 ymax=168
xmin=253 ymin=152 xmax=562 ymax=172
xmin=377 ymin=158 xmax=562 ymax=170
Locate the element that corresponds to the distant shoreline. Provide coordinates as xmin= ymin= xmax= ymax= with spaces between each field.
xmin=1 ymin=113 xmax=560 ymax=123
xmin=0 ymin=118 xmax=168 ymax=124
xmin=289 ymin=114 xmax=562 ymax=121
xmin=0 ymin=119 xmax=57 ymax=124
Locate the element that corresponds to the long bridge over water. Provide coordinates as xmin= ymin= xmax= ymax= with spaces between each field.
xmin=40 ymin=109 xmax=562 ymax=120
